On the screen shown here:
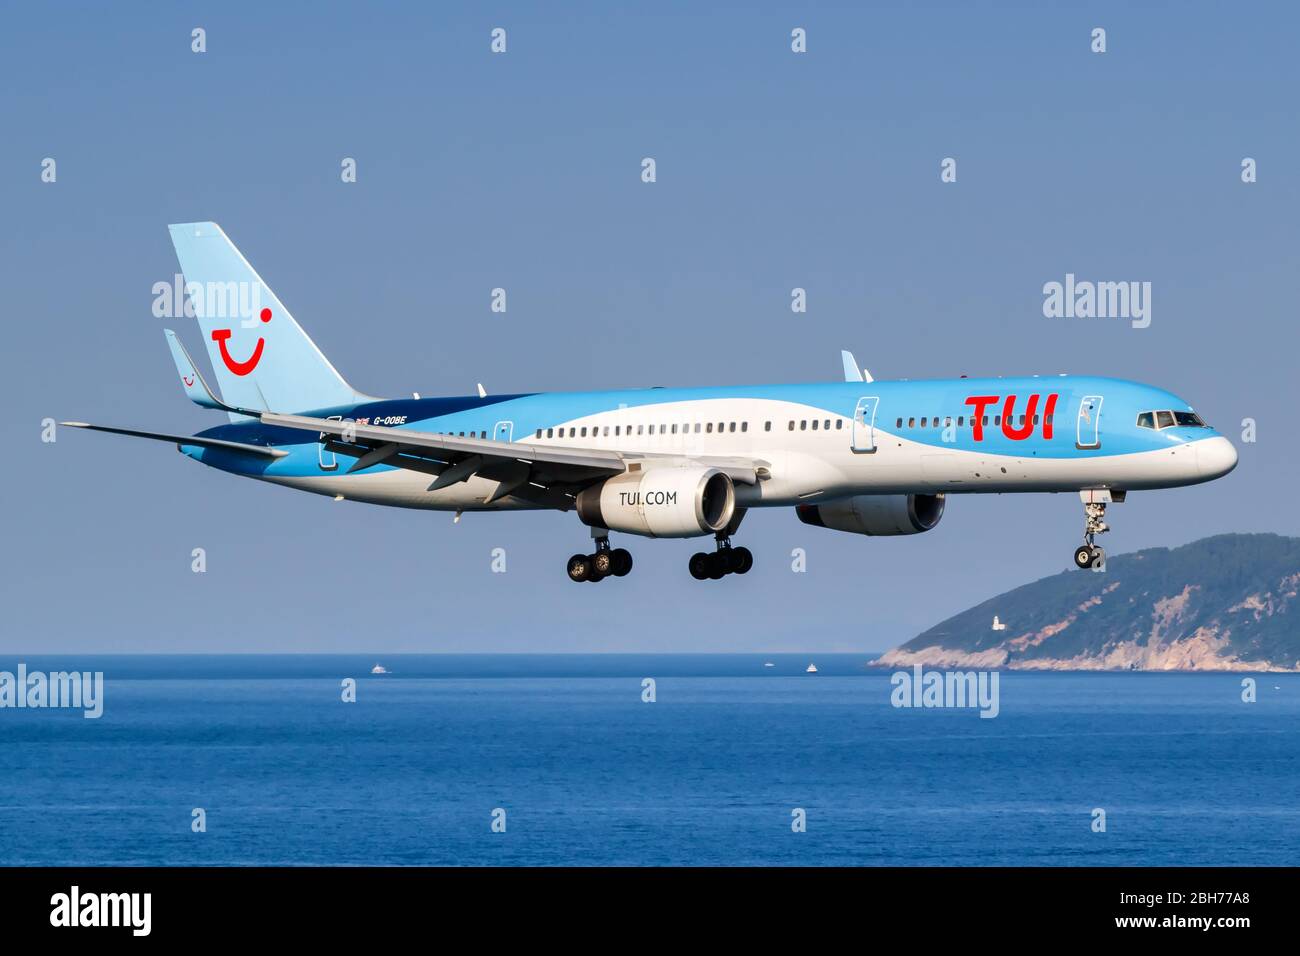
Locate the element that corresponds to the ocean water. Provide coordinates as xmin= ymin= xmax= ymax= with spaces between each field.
xmin=0 ymin=655 xmax=1297 ymax=866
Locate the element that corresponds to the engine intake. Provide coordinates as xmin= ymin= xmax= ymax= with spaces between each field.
xmin=796 ymin=493 xmax=945 ymax=536
xmin=577 ymin=466 xmax=735 ymax=538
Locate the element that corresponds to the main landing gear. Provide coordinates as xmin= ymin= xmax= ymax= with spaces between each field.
xmin=1073 ymin=490 xmax=1120 ymax=569
xmin=567 ymin=531 xmax=633 ymax=583
xmin=689 ymin=531 xmax=753 ymax=581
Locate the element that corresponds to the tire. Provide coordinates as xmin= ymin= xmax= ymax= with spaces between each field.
xmin=567 ymin=553 xmax=591 ymax=582
xmin=592 ymin=550 xmax=614 ymax=576
xmin=733 ymin=546 xmax=753 ymax=574
xmin=1073 ymin=546 xmax=1094 ymax=569
xmin=707 ymin=552 xmax=727 ymax=580
xmin=688 ymin=552 xmax=711 ymax=580
xmin=612 ymin=548 xmax=633 ymax=576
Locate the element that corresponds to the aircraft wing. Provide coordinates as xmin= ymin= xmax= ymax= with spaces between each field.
xmin=260 ymin=412 xmax=765 ymax=508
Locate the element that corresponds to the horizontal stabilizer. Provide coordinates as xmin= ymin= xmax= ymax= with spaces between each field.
xmin=59 ymin=422 xmax=288 ymax=458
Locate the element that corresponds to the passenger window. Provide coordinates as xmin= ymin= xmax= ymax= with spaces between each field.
xmin=800 ymin=420 xmax=807 ymax=430
xmin=788 ymin=421 xmax=795 ymax=430
xmin=896 ymin=418 xmax=903 ymax=428
xmin=921 ymin=418 xmax=927 ymax=427
xmin=764 ymin=421 xmax=771 ymax=432
xmin=811 ymin=420 xmax=818 ymax=430
xmin=994 ymin=416 xmax=1001 ymax=426
xmin=707 ymin=423 xmax=713 ymax=433
xmin=824 ymin=420 xmax=830 ymax=430
xmin=729 ymin=422 xmax=736 ymax=433
xmin=546 ymin=428 xmax=553 ymax=438
xmin=580 ymin=427 xmax=587 ymax=437
xmin=908 ymin=417 xmax=915 ymax=427
xmin=741 ymin=422 xmax=748 ymax=432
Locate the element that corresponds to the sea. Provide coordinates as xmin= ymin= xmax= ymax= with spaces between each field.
xmin=1 ymin=655 xmax=1296 ymax=866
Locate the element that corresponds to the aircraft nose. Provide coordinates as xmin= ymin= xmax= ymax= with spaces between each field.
xmin=1196 ymin=436 xmax=1238 ymax=479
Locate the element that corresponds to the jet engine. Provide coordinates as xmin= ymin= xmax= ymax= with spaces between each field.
xmin=576 ymin=466 xmax=735 ymax=538
xmin=795 ymin=493 xmax=945 ymax=536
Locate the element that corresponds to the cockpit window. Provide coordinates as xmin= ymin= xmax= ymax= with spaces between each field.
xmin=1138 ymin=409 xmax=1211 ymax=430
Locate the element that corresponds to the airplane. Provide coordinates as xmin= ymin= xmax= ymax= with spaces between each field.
xmin=63 ymin=223 xmax=1239 ymax=583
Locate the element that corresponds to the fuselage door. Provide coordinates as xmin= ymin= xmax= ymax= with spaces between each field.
xmin=1076 ymin=395 xmax=1103 ymax=450
xmin=851 ymin=396 xmax=880 ymax=453
xmin=318 ymin=414 xmax=342 ymax=470
xmin=493 ymin=420 xmax=514 ymax=442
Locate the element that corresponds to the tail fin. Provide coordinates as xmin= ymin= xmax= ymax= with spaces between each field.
xmin=167 ymin=222 xmax=364 ymax=415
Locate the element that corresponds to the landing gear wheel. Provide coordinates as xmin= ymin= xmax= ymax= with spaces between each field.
xmin=592 ymin=550 xmax=614 ymax=577
xmin=611 ymin=548 xmax=633 ymax=577
xmin=732 ymin=546 xmax=753 ymax=574
xmin=1073 ymin=546 xmax=1094 ymax=570
xmin=689 ymin=552 xmax=711 ymax=580
xmin=567 ymin=553 xmax=592 ymax=583
xmin=707 ymin=553 xmax=726 ymax=580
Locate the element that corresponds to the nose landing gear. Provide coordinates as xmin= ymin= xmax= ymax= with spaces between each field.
xmin=1073 ymin=490 xmax=1120 ymax=569
xmin=567 ymin=530 xmax=632 ymax=583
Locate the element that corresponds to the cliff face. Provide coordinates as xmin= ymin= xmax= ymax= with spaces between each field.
xmin=877 ymin=534 xmax=1300 ymax=672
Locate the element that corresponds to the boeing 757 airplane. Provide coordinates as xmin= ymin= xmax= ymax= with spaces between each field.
xmin=64 ymin=223 xmax=1238 ymax=582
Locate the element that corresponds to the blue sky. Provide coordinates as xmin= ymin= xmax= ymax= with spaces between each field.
xmin=2 ymin=2 xmax=1295 ymax=652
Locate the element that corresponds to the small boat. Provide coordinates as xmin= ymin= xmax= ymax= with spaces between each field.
xmin=763 ymin=661 xmax=775 ymax=668
xmin=370 ymin=663 xmax=389 ymax=675
xmin=806 ymin=663 xmax=818 ymax=674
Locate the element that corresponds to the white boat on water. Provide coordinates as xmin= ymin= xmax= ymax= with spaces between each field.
xmin=764 ymin=662 xmax=775 ymax=668
xmin=371 ymin=663 xmax=389 ymax=674
xmin=806 ymin=663 xmax=818 ymax=673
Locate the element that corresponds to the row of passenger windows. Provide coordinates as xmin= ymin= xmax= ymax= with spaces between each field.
xmin=534 ymin=418 xmax=864 ymax=439
xmin=894 ymin=414 xmax=1054 ymax=429
xmin=439 ymin=413 xmax=1063 ymax=441
xmin=538 ymin=421 xmax=755 ymax=439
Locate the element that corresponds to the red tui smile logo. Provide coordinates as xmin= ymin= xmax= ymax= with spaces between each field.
xmin=212 ymin=308 xmax=272 ymax=376
xmin=182 ymin=375 xmax=194 ymax=387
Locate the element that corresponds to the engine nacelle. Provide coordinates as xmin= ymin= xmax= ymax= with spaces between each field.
xmin=796 ymin=493 xmax=945 ymax=536
xmin=576 ymin=466 xmax=735 ymax=538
